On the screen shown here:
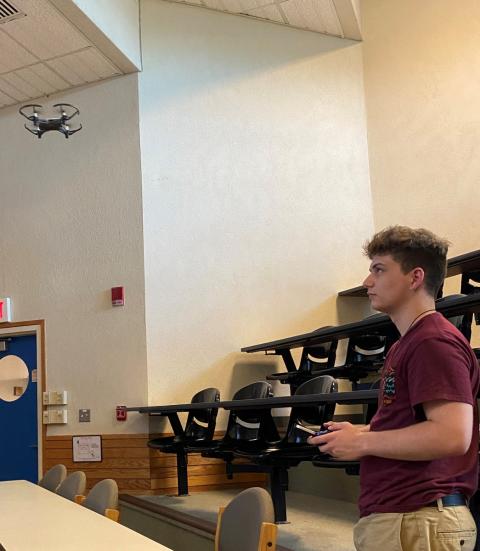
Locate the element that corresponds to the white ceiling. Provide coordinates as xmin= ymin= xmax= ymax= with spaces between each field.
xmin=0 ymin=0 xmax=130 ymax=109
xmin=0 ymin=0 xmax=361 ymax=110
xmin=167 ymin=0 xmax=362 ymax=39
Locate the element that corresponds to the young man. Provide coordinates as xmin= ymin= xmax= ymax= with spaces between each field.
xmin=309 ymin=226 xmax=479 ymax=551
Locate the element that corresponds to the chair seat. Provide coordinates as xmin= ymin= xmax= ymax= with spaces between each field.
xmin=202 ymin=445 xmax=236 ymax=462
xmin=312 ymin=455 xmax=360 ymax=475
xmin=235 ymin=444 xmax=318 ymax=465
xmin=149 ymin=435 xmax=221 ymax=454
xmin=185 ymin=440 xmax=221 ymax=453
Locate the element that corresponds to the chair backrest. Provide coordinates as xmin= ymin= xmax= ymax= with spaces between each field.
xmin=56 ymin=471 xmax=86 ymax=501
xmin=299 ymin=329 xmax=337 ymax=373
xmin=345 ymin=333 xmax=387 ymax=367
xmin=83 ymin=479 xmax=118 ymax=515
xmin=286 ymin=375 xmax=337 ymax=445
xmin=437 ymin=294 xmax=471 ymax=340
xmin=38 ymin=464 xmax=67 ymax=492
xmin=215 ymin=487 xmax=276 ymax=551
xmin=223 ymin=382 xmax=279 ymax=446
xmin=184 ymin=387 xmax=220 ymax=441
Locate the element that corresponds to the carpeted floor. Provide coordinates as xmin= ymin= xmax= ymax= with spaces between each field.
xmin=141 ymin=489 xmax=358 ymax=551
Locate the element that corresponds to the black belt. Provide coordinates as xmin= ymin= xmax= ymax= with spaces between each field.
xmin=427 ymin=493 xmax=467 ymax=507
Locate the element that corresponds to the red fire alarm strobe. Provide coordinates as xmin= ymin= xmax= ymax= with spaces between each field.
xmin=116 ymin=406 xmax=127 ymax=421
xmin=111 ymin=287 xmax=125 ymax=307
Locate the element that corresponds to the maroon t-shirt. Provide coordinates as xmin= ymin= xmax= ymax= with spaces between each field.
xmin=359 ymin=312 xmax=479 ymax=518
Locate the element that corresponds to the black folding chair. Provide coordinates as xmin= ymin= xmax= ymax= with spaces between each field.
xmin=267 ymin=331 xmax=338 ymax=393
xmin=233 ymin=375 xmax=337 ymax=522
xmin=202 ymin=382 xmax=279 ymax=464
xmin=148 ymin=387 xmax=220 ymax=495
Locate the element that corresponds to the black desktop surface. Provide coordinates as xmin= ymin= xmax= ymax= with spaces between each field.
xmin=242 ymin=294 xmax=480 ymax=353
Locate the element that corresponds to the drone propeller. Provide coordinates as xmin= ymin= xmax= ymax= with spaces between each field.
xmin=24 ymin=123 xmax=41 ymax=136
xmin=18 ymin=104 xmax=43 ymax=122
xmin=52 ymin=103 xmax=80 ymax=121
xmin=60 ymin=124 xmax=82 ymax=139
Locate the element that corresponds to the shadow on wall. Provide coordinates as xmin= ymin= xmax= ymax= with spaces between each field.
xmin=141 ymin=1 xmax=361 ymax=108
xmin=337 ymin=295 xmax=373 ymax=325
xmin=147 ymin=351 xmax=279 ymax=434
xmin=147 ymin=290 xmax=374 ymax=434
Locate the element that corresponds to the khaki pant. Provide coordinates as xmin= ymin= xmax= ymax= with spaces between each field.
xmin=354 ymin=505 xmax=476 ymax=551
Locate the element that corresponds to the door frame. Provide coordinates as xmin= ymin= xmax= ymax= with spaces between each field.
xmin=0 ymin=320 xmax=46 ymax=480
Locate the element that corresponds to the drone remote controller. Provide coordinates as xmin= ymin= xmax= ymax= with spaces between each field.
xmin=295 ymin=424 xmax=330 ymax=436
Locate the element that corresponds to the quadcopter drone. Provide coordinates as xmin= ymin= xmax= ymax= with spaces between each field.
xmin=18 ymin=103 xmax=82 ymax=139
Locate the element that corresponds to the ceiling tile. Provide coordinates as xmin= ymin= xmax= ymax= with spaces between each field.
xmin=46 ymin=48 xmax=121 ymax=85
xmin=202 ymin=0 xmax=228 ymax=10
xmin=16 ymin=66 xmax=57 ymax=95
xmin=0 ymin=89 xmax=17 ymax=107
xmin=0 ymin=74 xmax=30 ymax=101
xmin=0 ymin=29 xmax=37 ymax=73
xmin=45 ymin=57 xmax=86 ymax=86
xmin=28 ymin=63 xmax=70 ymax=91
xmin=1 ymin=71 xmax=42 ymax=98
xmin=242 ymin=4 xmax=284 ymax=23
xmin=281 ymin=0 xmax=343 ymax=36
xmin=221 ymin=0 xmax=273 ymax=11
xmin=74 ymin=48 xmax=122 ymax=80
xmin=2 ymin=0 xmax=90 ymax=60
xmin=171 ymin=0 xmax=356 ymax=38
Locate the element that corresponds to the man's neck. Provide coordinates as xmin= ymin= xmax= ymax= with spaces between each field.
xmin=388 ymin=298 xmax=436 ymax=336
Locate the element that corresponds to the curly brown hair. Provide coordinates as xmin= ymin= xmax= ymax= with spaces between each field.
xmin=363 ymin=226 xmax=450 ymax=297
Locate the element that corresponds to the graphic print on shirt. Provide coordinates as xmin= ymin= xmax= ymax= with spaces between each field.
xmin=382 ymin=363 xmax=396 ymax=405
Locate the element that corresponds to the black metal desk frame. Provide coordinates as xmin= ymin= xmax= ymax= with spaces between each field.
xmin=127 ymin=390 xmax=378 ymax=522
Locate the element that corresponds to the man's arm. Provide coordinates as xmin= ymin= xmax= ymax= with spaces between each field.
xmin=309 ymin=400 xmax=473 ymax=461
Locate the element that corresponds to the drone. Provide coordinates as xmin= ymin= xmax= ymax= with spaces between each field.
xmin=18 ymin=103 xmax=82 ymax=139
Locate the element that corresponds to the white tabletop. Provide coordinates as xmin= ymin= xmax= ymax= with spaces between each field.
xmin=0 ymin=480 xmax=172 ymax=551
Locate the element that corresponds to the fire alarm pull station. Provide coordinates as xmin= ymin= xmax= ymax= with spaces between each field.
xmin=116 ymin=406 xmax=127 ymax=421
xmin=0 ymin=298 xmax=12 ymax=322
xmin=111 ymin=287 xmax=124 ymax=307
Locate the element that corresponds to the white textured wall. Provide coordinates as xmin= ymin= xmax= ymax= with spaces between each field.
xmin=0 ymin=74 xmax=147 ymax=434
xmin=139 ymin=0 xmax=374 ymax=416
xmin=362 ymin=0 xmax=480 ymax=255
xmin=71 ymin=0 xmax=141 ymax=68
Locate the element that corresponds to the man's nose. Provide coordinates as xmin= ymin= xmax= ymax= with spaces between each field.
xmin=363 ymin=273 xmax=373 ymax=288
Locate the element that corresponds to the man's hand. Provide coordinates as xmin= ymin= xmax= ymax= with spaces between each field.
xmin=307 ymin=421 xmax=370 ymax=461
xmin=307 ymin=401 xmax=473 ymax=462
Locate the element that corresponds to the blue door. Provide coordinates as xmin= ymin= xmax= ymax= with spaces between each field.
xmin=0 ymin=335 xmax=38 ymax=482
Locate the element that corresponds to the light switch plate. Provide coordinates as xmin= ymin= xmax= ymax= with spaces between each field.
xmin=79 ymin=409 xmax=90 ymax=422
xmin=43 ymin=390 xmax=68 ymax=405
xmin=42 ymin=409 xmax=67 ymax=424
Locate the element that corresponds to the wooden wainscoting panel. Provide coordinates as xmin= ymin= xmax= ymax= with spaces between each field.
xmin=149 ymin=448 xmax=267 ymax=493
xmin=45 ymin=433 xmax=267 ymax=495
xmin=44 ymin=434 xmax=151 ymax=493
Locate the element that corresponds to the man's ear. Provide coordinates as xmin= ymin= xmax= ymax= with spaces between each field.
xmin=410 ymin=267 xmax=426 ymax=290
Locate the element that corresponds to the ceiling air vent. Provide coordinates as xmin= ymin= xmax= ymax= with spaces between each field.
xmin=0 ymin=0 xmax=25 ymax=24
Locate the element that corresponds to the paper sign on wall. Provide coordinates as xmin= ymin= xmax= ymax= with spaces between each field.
xmin=72 ymin=435 xmax=102 ymax=462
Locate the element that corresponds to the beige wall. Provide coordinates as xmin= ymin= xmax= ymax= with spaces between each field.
xmin=362 ymin=0 xmax=480 ymax=256
xmin=0 ymin=74 xmax=148 ymax=434
xmin=70 ymin=0 xmax=141 ymax=68
xmin=139 ymin=0 xmax=374 ymax=420
xmin=1 ymin=0 xmax=477 ymax=440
